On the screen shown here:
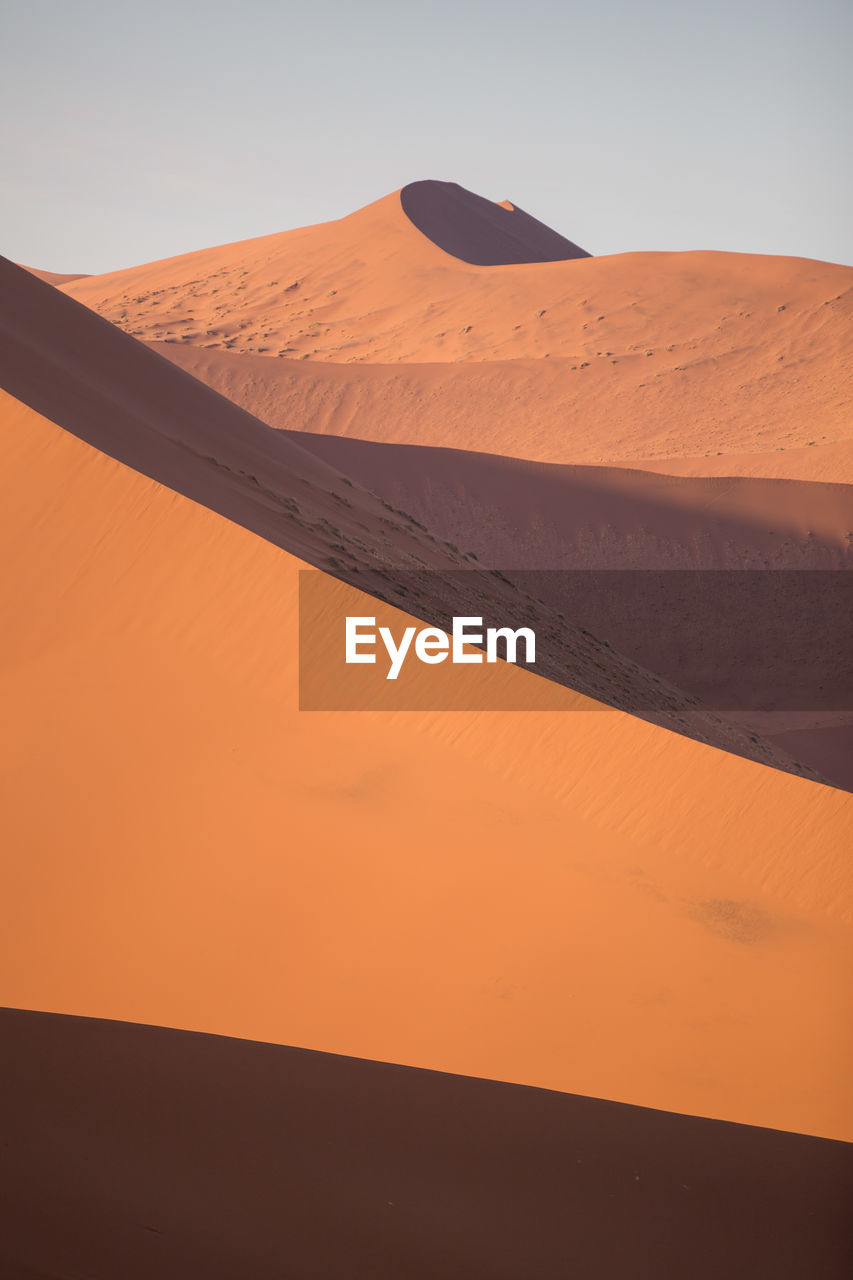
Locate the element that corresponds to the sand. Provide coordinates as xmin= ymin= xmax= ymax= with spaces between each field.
xmin=1 ymin=184 xmax=851 ymax=1274
xmin=60 ymin=182 xmax=853 ymax=480
xmin=2 ymin=1008 xmax=851 ymax=1279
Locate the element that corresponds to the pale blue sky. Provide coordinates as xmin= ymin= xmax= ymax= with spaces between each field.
xmin=3 ymin=0 xmax=851 ymax=273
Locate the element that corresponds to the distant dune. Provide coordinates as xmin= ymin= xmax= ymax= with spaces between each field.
xmin=59 ymin=185 xmax=853 ymax=482
xmin=143 ymin=312 xmax=852 ymax=482
xmin=400 ymin=179 xmax=590 ymax=264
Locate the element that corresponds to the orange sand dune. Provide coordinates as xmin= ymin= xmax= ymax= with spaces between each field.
xmin=59 ymin=183 xmax=852 ymax=476
xmin=2 ymin=1009 xmax=851 ymax=1280
xmin=2 ymin=386 xmax=852 ymax=1140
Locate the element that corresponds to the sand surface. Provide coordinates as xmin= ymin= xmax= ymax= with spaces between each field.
xmin=2 ymin=1008 xmax=851 ymax=1280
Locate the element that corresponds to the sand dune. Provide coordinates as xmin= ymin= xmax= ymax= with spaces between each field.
xmin=2 ymin=1008 xmax=851 ymax=1280
xmin=149 ymin=336 xmax=853 ymax=483
xmin=56 ymin=183 xmax=852 ymax=482
xmin=1 ymin=267 xmax=853 ymax=1141
xmin=400 ymin=179 xmax=590 ymax=265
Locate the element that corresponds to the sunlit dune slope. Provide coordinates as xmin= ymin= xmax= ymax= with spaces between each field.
xmin=1 ymin=384 xmax=852 ymax=1139
xmin=147 ymin=316 xmax=853 ymax=480
xmin=623 ymin=438 xmax=853 ymax=484
xmin=59 ymin=183 xmax=853 ymax=475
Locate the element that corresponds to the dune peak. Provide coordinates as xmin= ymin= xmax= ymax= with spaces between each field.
xmin=400 ymin=179 xmax=590 ymax=266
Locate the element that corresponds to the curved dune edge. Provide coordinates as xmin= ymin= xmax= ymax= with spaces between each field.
xmin=399 ymin=179 xmax=590 ymax=265
xmin=2 ymin=389 xmax=852 ymax=1141
xmin=2 ymin=1009 xmax=851 ymax=1280
xmin=147 ymin=342 xmax=853 ymax=483
xmin=19 ymin=263 xmax=89 ymax=286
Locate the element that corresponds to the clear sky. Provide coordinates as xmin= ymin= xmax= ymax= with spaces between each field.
xmin=3 ymin=0 xmax=851 ymax=274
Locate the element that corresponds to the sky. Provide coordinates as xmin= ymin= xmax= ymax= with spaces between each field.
xmin=2 ymin=0 xmax=852 ymax=274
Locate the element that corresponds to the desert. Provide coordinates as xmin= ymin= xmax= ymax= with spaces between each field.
xmin=2 ymin=170 xmax=851 ymax=1277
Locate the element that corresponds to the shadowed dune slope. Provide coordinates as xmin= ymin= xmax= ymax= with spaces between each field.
xmin=0 ymin=258 xmax=487 ymax=580
xmin=400 ymin=179 xmax=590 ymax=264
xmin=1 ymin=1009 xmax=851 ymax=1280
xmin=289 ymin=430 xmax=853 ymax=569
xmin=291 ymin=429 xmax=853 ymax=790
